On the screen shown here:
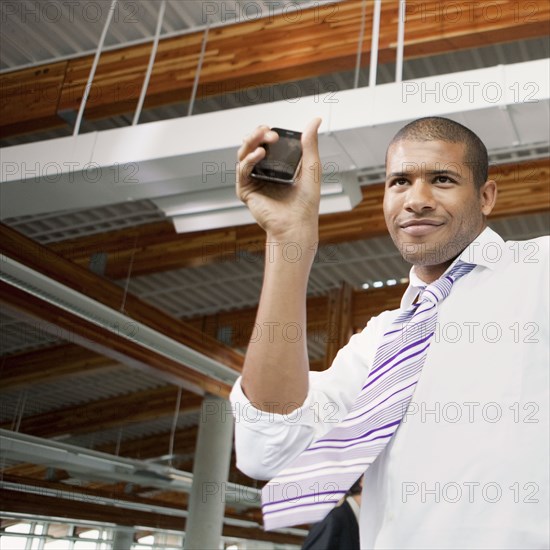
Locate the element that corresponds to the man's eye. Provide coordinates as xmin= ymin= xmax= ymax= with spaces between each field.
xmin=392 ymin=178 xmax=408 ymax=186
xmin=434 ymin=176 xmax=454 ymax=184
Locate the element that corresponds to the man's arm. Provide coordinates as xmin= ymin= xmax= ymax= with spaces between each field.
xmin=236 ymin=119 xmax=322 ymax=414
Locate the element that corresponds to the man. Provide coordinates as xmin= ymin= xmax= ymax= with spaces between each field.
xmin=301 ymin=477 xmax=362 ymax=550
xmin=230 ymin=117 xmax=549 ymax=548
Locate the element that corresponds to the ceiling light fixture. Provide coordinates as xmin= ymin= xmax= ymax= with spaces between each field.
xmin=153 ymin=172 xmax=363 ymax=233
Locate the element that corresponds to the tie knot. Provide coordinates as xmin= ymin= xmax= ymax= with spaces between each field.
xmin=419 ymin=262 xmax=476 ymax=305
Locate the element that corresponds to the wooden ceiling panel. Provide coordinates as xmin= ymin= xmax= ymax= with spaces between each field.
xmin=2 ymin=0 xmax=549 ymax=137
xmin=0 ymin=281 xmax=233 ymax=397
xmin=97 ymin=426 xmax=199 ymax=460
xmin=0 ymin=223 xmax=243 ymax=397
xmin=0 ymin=475 xmax=304 ymax=544
xmin=0 ymin=344 xmax=116 ymax=390
xmin=0 ymin=386 xmax=201 ymax=439
xmin=47 ymin=158 xmax=550 ymax=278
xmin=0 ymin=62 xmax=68 ymax=137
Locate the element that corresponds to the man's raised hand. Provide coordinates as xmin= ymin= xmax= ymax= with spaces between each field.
xmin=236 ymin=118 xmax=323 ymax=242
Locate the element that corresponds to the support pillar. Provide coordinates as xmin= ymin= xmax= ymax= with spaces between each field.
xmin=112 ymin=527 xmax=134 ymax=550
xmin=240 ymin=541 xmax=276 ymax=549
xmin=184 ymin=394 xmax=234 ymax=550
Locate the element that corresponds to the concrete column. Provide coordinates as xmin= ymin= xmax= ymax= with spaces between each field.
xmin=184 ymin=394 xmax=234 ymax=550
xmin=239 ymin=540 xmax=276 ymax=549
xmin=112 ymin=527 xmax=134 ymax=550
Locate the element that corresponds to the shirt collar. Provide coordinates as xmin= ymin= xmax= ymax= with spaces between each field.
xmin=346 ymin=495 xmax=361 ymax=523
xmin=400 ymin=227 xmax=503 ymax=308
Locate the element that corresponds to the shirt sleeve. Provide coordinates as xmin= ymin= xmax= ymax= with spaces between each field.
xmin=230 ymin=313 xmax=391 ymax=480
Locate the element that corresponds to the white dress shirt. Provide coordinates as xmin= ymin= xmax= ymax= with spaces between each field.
xmin=347 ymin=495 xmax=361 ymax=524
xmin=230 ymin=227 xmax=549 ymax=549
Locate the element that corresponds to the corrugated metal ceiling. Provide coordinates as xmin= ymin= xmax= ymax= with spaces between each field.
xmin=2 ymin=211 xmax=548 ymax=357
xmin=1 ymin=0 xmax=328 ymax=71
xmin=2 ymin=36 xmax=549 ymax=148
xmin=64 ymin=411 xmax=201 ymax=451
xmin=0 ymin=366 xmax=169 ymax=422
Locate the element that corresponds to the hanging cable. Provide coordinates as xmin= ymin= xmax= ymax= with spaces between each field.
xmin=369 ymin=0 xmax=382 ymax=88
xmin=395 ymin=0 xmax=406 ymax=83
xmin=133 ymin=0 xmax=166 ymax=125
xmin=187 ymin=20 xmax=211 ymax=116
xmin=354 ymin=0 xmax=368 ymax=89
xmin=12 ymin=390 xmax=27 ymax=433
xmin=120 ymin=235 xmax=138 ymax=313
xmin=73 ymin=0 xmax=118 ymax=135
xmin=115 ymin=426 xmax=123 ymax=456
xmin=168 ymin=388 xmax=183 ymax=467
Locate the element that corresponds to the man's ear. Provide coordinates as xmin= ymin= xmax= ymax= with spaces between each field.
xmin=480 ymin=179 xmax=497 ymax=216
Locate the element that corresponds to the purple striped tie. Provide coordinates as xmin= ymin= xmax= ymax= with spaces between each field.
xmin=261 ymin=261 xmax=476 ymax=530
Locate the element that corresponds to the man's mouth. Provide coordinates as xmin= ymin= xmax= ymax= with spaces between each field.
xmin=399 ymin=219 xmax=444 ymax=236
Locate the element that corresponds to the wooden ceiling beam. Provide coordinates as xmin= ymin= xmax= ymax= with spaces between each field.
xmin=187 ymin=284 xmax=406 ymax=348
xmin=49 ymin=158 xmax=550 ymax=278
xmin=2 ymin=1 xmax=549 ymax=138
xmin=0 ymin=344 xmax=117 ymax=391
xmin=324 ymin=282 xmax=354 ymax=369
xmin=185 ymin=295 xmax=329 ymax=348
xmin=0 ymin=281 xmax=231 ymax=398
xmin=1 ymin=488 xmax=305 ymax=542
xmin=1 ymin=474 xmax=190 ymax=513
xmin=0 ymin=386 xmax=201 ymax=439
xmin=0 ymin=223 xmax=243 ymax=397
xmin=1 ymin=463 xmax=64 ymax=480
xmin=0 ymin=476 xmax=302 ymax=544
xmin=96 ymin=426 xmax=199 ymax=460
xmin=0 ymin=283 xmax=399 ymax=404
xmin=0 ymin=488 xmax=183 ymax=531
xmin=3 ymin=452 xmax=256 ymax=497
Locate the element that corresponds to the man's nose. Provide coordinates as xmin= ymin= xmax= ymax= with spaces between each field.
xmin=404 ymin=180 xmax=436 ymax=213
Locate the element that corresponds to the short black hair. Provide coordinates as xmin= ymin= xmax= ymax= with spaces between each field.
xmin=387 ymin=116 xmax=489 ymax=188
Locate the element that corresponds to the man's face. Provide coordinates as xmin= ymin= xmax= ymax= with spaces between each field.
xmin=383 ymin=140 xmax=492 ymax=273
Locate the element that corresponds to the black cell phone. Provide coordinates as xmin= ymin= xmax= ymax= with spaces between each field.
xmin=250 ymin=127 xmax=303 ymax=184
